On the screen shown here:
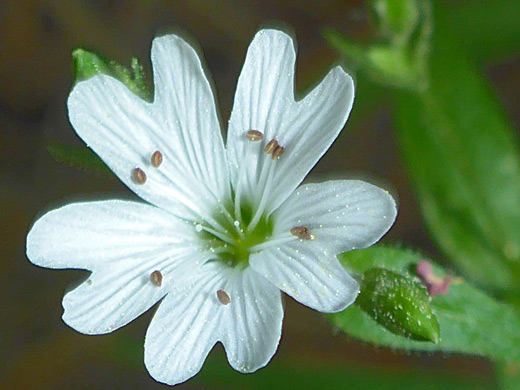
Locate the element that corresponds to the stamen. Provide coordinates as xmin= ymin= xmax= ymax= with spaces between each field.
xmin=234 ymin=130 xmax=265 ymax=235
xmin=248 ymin=138 xmax=285 ymax=232
xmin=151 ymin=151 xmax=163 ymax=167
xmin=290 ymin=226 xmax=314 ymax=240
xmin=246 ymin=130 xmax=264 ymax=142
xmin=264 ymin=139 xmax=279 ymax=154
xmin=196 ymin=224 xmax=237 ymax=246
xmin=247 ymin=160 xmax=276 ymax=233
xmin=248 ymin=233 xmax=297 ymax=252
xmin=271 ymin=145 xmax=285 ymax=160
xmin=217 ymin=289 xmax=230 ymax=305
xmin=132 ymin=168 xmax=147 ymax=184
xmin=150 ymin=270 xmax=163 ymax=287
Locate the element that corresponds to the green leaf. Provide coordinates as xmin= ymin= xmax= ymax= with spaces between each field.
xmin=371 ymin=0 xmax=420 ymax=45
xmin=357 ymin=268 xmax=440 ymax=343
xmin=47 ymin=142 xmax=111 ymax=175
xmin=495 ymin=360 xmax=520 ymax=390
xmin=438 ymin=0 xmax=520 ymax=61
xmin=326 ymin=1 xmax=520 ymax=295
xmin=330 ymin=246 xmax=520 ymax=361
xmin=72 ymin=48 xmax=153 ymax=102
xmin=391 ymin=3 xmax=520 ymax=293
xmin=323 ymin=0 xmax=431 ymax=91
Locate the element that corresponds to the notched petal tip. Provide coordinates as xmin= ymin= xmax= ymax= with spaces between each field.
xmin=252 ymin=28 xmax=295 ymax=45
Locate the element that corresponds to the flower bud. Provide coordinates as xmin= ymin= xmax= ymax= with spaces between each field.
xmin=356 ymin=268 xmax=440 ymax=343
xmin=370 ymin=0 xmax=420 ymax=45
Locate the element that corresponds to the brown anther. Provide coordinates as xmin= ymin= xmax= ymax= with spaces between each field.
xmin=217 ymin=289 xmax=230 ymax=305
xmin=151 ymin=151 xmax=163 ymax=167
xmin=271 ymin=145 xmax=285 ymax=160
xmin=132 ymin=168 xmax=147 ymax=184
xmin=290 ymin=226 xmax=314 ymax=240
xmin=246 ymin=130 xmax=264 ymax=142
xmin=264 ymin=139 xmax=279 ymax=154
xmin=150 ymin=270 xmax=163 ymax=287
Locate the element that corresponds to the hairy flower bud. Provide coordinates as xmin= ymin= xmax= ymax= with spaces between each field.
xmin=356 ymin=268 xmax=440 ymax=343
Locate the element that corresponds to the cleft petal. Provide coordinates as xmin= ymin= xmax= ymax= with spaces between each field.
xmin=250 ymin=243 xmax=359 ymax=313
xmin=144 ymin=262 xmax=226 ymax=386
xmin=227 ymin=29 xmax=354 ymax=214
xmin=144 ymin=263 xmax=283 ymax=386
xmin=68 ymin=34 xmax=230 ymax=221
xmin=220 ymin=266 xmax=283 ymax=373
xmin=274 ymin=180 xmax=397 ymax=253
xmin=26 ymin=200 xmax=209 ymax=334
xmin=250 ymin=179 xmax=397 ymax=313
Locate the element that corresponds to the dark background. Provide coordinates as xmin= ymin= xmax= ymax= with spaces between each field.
xmin=1 ymin=0 xmax=518 ymax=388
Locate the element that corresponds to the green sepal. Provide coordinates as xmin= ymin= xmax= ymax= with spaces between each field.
xmin=323 ymin=0 xmax=431 ymax=91
xmin=370 ymin=0 xmax=420 ymax=45
xmin=72 ymin=48 xmax=153 ymax=102
xmin=357 ymin=267 xmax=440 ymax=343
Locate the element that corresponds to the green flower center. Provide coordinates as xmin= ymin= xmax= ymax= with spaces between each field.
xmin=200 ymin=200 xmax=274 ymax=268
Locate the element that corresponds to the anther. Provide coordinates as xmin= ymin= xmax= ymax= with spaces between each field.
xmin=264 ymin=139 xmax=279 ymax=154
xmin=246 ymin=130 xmax=264 ymax=142
xmin=132 ymin=168 xmax=147 ymax=184
xmin=271 ymin=145 xmax=285 ymax=160
xmin=290 ymin=226 xmax=314 ymax=240
xmin=151 ymin=151 xmax=163 ymax=167
xmin=217 ymin=289 xmax=230 ymax=305
xmin=150 ymin=270 xmax=163 ymax=287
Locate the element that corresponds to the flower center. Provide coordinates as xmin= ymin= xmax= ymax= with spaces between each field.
xmin=194 ymin=129 xmax=296 ymax=268
xmin=201 ymin=199 xmax=275 ymax=268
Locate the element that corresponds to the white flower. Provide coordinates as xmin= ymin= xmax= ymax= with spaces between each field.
xmin=26 ymin=29 xmax=397 ymax=385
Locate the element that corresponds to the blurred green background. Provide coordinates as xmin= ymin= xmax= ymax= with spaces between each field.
xmin=1 ymin=0 xmax=518 ymax=388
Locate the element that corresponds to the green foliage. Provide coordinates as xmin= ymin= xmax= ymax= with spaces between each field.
xmin=370 ymin=0 xmax=420 ymax=45
xmin=495 ymin=361 xmax=520 ymax=390
xmin=331 ymin=246 xmax=520 ymax=361
xmin=439 ymin=0 xmax=520 ymax=61
xmin=357 ymin=268 xmax=439 ymax=342
xmin=47 ymin=142 xmax=112 ymax=175
xmin=72 ymin=48 xmax=153 ymax=102
xmin=323 ymin=0 xmax=431 ymax=90
xmin=391 ymin=5 xmax=520 ymax=294
xmin=326 ymin=0 xmax=520 ymax=296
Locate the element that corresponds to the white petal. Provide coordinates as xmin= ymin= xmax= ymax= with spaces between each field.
xmin=61 ymin=248 xmax=187 ymax=335
xmin=227 ymin=29 xmax=354 ymax=213
xmin=27 ymin=200 xmax=198 ymax=270
xmin=151 ymin=35 xmax=230 ymax=204
xmin=144 ymin=262 xmax=227 ymax=386
xmin=249 ymin=180 xmax=397 ymax=313
xmin=27 ymin=200 xmax=208 ymax=334
xmin=250 ymin=243 xmax=359 ymax=313
xmin=220 ymin=266 xmax=283 ymax=373
xmin=68 ymin=36 xmax=230 ymax=221
xmin=144 ymin=263 xmax=284 ymax=385
xmin=274 ymin=180 xmax=397 ymax=253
